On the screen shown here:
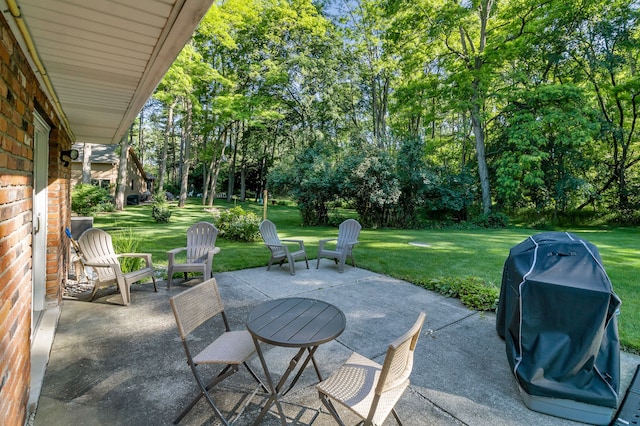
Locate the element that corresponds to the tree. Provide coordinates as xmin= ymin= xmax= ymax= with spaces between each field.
xmin=495 ymin=84 xmax=597 ymax=213
xmin=81 ymin=142 xmax=91 ymax=184
xmin=567 ymin=0 xmax=640 ymax=210
xmin=338 ymin=144 xmax=400 ymax=227
xmin=386 ymin=0 xmax=584 ymax=215
xmin=114 ymin=134 xmax=130 ymax=211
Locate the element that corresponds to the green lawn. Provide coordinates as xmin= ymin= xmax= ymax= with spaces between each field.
xmin=92 ymin=199 xmax=640 ymax=352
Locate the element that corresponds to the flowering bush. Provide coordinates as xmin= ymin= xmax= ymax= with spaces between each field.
xmin=213 ymin=206 xmax=260 ymax=241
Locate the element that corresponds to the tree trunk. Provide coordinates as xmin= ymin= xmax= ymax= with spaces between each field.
xmin=226 ymin=121 xmax=238 ymax=201
xmin=205 ymin=127 xmax=227 ymax=206
xmin=158 ymin=99 xmax=177 ymax=193
xmin=470 ymin=103 xmax=491 ymax=215
xmin=240 ymin=165 xmax=246 ymax=202
xmin=115 ymin=135 xmax=130 ymax=211
xmin=138 ymin=106 xmax=144 ymax=166
xmin=82 ymin=142 xmax=92 ymax=183
xmin=178 ymin=98 xmax=192 ymax=208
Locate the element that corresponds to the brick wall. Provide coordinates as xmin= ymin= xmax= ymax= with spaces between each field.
xmin=0 ymin=14 xmax=73 ymax=426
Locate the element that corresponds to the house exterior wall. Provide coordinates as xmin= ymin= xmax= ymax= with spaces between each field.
xmin=70 ymin=163 xmax=116 ymax=190
xmin=125 ymin=151 xmax=149 ymax=197
xmin=69 ymin=148 xmax=149 ymax=198
xmin=0 ymin=14 xmax=73 ymax=426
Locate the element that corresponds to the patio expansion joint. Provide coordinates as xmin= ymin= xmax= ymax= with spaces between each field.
xmin=410 ymin=386 xmax=470 ymax=426
xmin=428 ymin=311 xmax=479 ymax=335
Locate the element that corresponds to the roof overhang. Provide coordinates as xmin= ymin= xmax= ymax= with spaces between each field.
xmin=1 ymin=0 xmax=213 ymax=144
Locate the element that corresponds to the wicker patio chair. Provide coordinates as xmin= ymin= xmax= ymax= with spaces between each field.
xmin=259 ymin=219 xmax=309 ymax=275
xmin=169 ymin=278 xmax=266 ymax=425
xmin=316 ymin=219 xmax=361 ymax=273
xmin=317 ymin=312 xmax=426 ymax=426
xmin=167 ymin=222 xmax=221 ymax=288
xmin=77 ymin=228 xmax=157 ymax=305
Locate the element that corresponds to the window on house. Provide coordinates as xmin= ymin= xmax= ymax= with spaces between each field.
xmin=90 ymin=179 xmax=110 ymax=189
xmin=130 ymin=179 xmax=135 ymax=190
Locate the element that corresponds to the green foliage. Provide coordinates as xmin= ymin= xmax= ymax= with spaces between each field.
xmin=151 ymin=192 xmax=172 ymax=223
xmin=71 ymin=184 xmax=113 ymax=216
xmin=394 ymin=138 xmax=428 ymax=228
xmin=112 ymin=229 xmax=142 ymax=273
xmin=213 ymin=206 xmax=260 ymax=241
xmin=422 ymin=167 xmax=476 ymax=221
xmin=471 ymin=212 xmax=510 ymax=229
xmin=269 ymin=144 xmax=338 ymax=226
xmin=338 ymin=145 xmax=400 ymax=228
xmin=494 ymin=84 xmax=597 ymax=212
xmin=413 ymin=276 xmax=499 ymax=311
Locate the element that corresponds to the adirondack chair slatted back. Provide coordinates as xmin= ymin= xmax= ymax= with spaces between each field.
xmin=336 ymin=219 xmax=361 ymax=252
xmin=259 ymin=220 xmax=285 ymax=257
xmin=77 ymin=228 xmax=119 ymax=283
xmin=186 ymin=222 xmax=219 ymax=264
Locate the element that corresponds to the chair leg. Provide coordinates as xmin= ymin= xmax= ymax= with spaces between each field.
xmin=243 ymin=362 xmax=268 ymax=393
xmin=174 ymin=364 xmax=238 ymax=425
xmin=287 ymin=254 xmax=296 ymax=275
xmin=318 ymin=392 xmax=347 ymax=426
xmin=151 ymin=276 xmax=157 ymax=292
xmin=167 ymin=267 xmax=173 ymax=289
xmin=391 ymin=407 xmax=403 ymax=425
xmin=115 ymin=279 xmax=130 ymax=306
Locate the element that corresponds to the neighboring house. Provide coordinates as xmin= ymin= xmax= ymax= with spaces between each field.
xmin=70 ymin=143 xmax=154 ymax=201
xmin=0 ymin=1 xmax=213 ymax=425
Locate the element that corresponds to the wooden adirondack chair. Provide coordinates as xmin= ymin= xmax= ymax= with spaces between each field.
xmin=77 ymin=228 xmax=157 ymax=305
xmin=316 ymin=219 xmax=361 ymax=273
xmin=259 ymin=219 xmax=309 ymax=275
xmin=166 ymin=222 xmax=221 ymax=288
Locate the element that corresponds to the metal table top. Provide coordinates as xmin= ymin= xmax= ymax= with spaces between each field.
xmin=246 ymin=297 xmax=346 ymax=348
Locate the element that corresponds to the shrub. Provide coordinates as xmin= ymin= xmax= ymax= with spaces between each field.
xmin=71 ymin=184 xmax=113 ymax=216
xmin=471 ymin=212 xmax=510 ymax=228
xmin=151 ymin=192 xmax=172 ymax=223
xmin=213 ymin=206 xmax=261 ymax=241
xmin=412 ymin=276 xmax=499 ymax=311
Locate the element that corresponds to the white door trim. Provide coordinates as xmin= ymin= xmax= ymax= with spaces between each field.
xmin=32 ymin=112 xmax=50 ymax=334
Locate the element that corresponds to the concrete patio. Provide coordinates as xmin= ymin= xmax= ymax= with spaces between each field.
xmin=32 ymin=263 xmax=640 ymax=425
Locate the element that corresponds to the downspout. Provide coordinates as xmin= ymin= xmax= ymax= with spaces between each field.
xmin=5 ymin=0 xmax=73 ymax=137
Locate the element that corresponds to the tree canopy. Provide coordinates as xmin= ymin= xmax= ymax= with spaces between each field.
xmin=130 ymin=0 xmax=640 ymax=228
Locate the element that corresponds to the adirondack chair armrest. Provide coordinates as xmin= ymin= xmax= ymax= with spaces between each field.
xmin=281 ymin=239 xmax=305 ymax=249
xmin=166 ymin=247 xmax=186 ymax=264
xmin=266 ymin=242 xmax=288 ymax=253
xmin=318 ymin=238 xmax=337 ymax=250
xmin=205 ymin=247 xmax=221 ymax=262
xmin=83 ymin=261 xmax=120 ymax=270
xmin=117 ymin=253 xmax=153 ymax=267
xmin=83 ymin=261 xmax=126 ymax=280
xmin=167 ymin=247 xmax=186 ymax=255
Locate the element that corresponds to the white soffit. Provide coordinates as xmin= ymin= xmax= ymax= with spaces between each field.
xmin=2 ymin=0 xmax=213 ymax=144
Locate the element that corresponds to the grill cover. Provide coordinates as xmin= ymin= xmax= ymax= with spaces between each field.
xmin=496 ymin=232 xmax=621 ymax=409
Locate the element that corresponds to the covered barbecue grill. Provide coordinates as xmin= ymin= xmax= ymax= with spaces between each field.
xmin=496 ymin=232 xmax=621 ymax=425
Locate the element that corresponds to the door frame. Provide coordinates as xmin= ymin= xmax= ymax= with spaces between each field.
xmin=32 ymin=111 xmax=50 ymax=336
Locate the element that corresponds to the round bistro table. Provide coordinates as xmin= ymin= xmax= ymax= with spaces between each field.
xmin=246 ymin=297 xmax=346 ymax=425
